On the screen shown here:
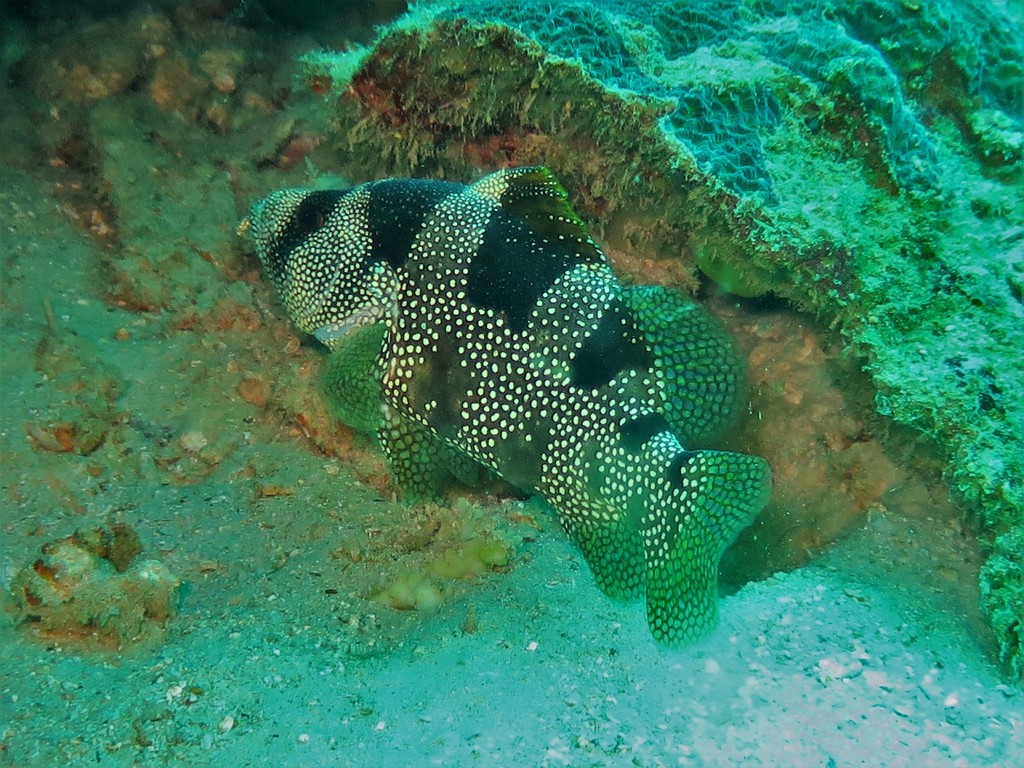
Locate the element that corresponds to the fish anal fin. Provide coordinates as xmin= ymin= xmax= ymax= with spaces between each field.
xmin=556 ymin=499 xmax=645 ymax=600
xmin=644 ymin=450 xmax=771 ymax=644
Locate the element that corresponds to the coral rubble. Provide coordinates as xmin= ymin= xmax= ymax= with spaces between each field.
xmin=10 ymin=525 xmax=181 ymax=648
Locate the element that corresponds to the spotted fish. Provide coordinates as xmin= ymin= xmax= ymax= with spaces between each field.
xmin=243 ymin=167 xmax=770 ymax=643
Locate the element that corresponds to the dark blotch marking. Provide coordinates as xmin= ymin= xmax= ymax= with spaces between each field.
xmin=465 ymin=209 xmax=581 ymax=333
xmin=619 ymin=412 xmax=671 ymax=452
xmin=492 ymin=421 xmax=547 ymax=491
xmin=272 ymin=190 xmax=347 ymax=273
xmin=667 ymin=450 xmax=698 ymax=489
xmin=570 ymin=300 xmax=653 ymax=390
xmin=400 ymin=327 xmax=467 ymax=432
xmin=367 ymin=179 xmax=461 ymax=268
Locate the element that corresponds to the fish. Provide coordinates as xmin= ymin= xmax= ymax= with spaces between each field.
xmin=242 ymin=166 xmax=771 ymax=644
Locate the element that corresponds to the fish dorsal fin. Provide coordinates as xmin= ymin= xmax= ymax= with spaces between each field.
xmin=470 ymin=167 xmax=602 ymax=262
xmin=622 ymin=285 xmax=747 ymax=445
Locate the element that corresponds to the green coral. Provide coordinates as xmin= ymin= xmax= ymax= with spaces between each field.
xmin=693 ymin=234 xmax=787 ymax=298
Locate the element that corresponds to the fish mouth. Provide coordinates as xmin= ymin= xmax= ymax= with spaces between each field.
xmin=311 ymin=305 xmax=386 ymax=350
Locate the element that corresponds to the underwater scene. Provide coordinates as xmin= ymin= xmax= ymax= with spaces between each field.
xmin=0 ymin=0 xmax=1021 ymax=765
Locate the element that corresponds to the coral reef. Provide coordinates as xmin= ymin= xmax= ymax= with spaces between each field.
xmin=1 ymin=5 xmax=1021 ymax=763
xmin=304 ymin=0 xmax=1023 ymax=678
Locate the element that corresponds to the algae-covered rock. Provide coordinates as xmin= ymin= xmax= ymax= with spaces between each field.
xmin=981 ymin=528 xmax=1024 ymax=682
xmin=10 ymin=524 xmax=181 ymax=648
xmin=304 ymin=0 xmax=1023 ymax=679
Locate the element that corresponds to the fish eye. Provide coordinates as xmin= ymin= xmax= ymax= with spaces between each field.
xmin=288 ymin=190 xmax=344 ymax=237
xmin=295 ymin=201 xmax=327 ymax=233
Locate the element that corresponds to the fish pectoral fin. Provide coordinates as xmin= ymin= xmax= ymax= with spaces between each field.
xmin=556 ymin=499 xmax=645 ymax=600
xmin=320 ymin=321 xmax=388 ymax=434
xmin=379 ymin=410 xmax=487 ymax=500
xmin=643 ymin=450 xmax=771 ymax=645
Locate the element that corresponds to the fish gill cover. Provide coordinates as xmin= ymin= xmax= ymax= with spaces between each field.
xmin=300 ymin=0 xmax=1024 ymax=679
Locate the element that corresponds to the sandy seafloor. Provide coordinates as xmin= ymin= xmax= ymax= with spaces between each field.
xmin=1 ymin=4 xmax=1022 ymax=767
xmin=3 ymin=506 xmax=1022 ymax=768
xmin=1 ymin=129 xmax=1021 ymax=768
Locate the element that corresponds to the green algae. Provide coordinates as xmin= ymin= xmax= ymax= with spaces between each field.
xmin=693 ymin=233 xmax=788 ymax=297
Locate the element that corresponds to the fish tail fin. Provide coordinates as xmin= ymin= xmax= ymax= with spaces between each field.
xmin=642 ymin=449 xmax=771 ymax=644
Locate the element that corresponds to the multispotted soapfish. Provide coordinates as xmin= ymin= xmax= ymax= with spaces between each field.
xmin=242 ymin=166 xmax=770 ymax=644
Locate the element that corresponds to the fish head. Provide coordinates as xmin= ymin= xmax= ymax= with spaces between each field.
xmin=242 ymin=187 xmax=396 ymax=350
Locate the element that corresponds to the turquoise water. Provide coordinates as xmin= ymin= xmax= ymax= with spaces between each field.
xmin=1 ymin=1 xmax=1020 ymax=765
